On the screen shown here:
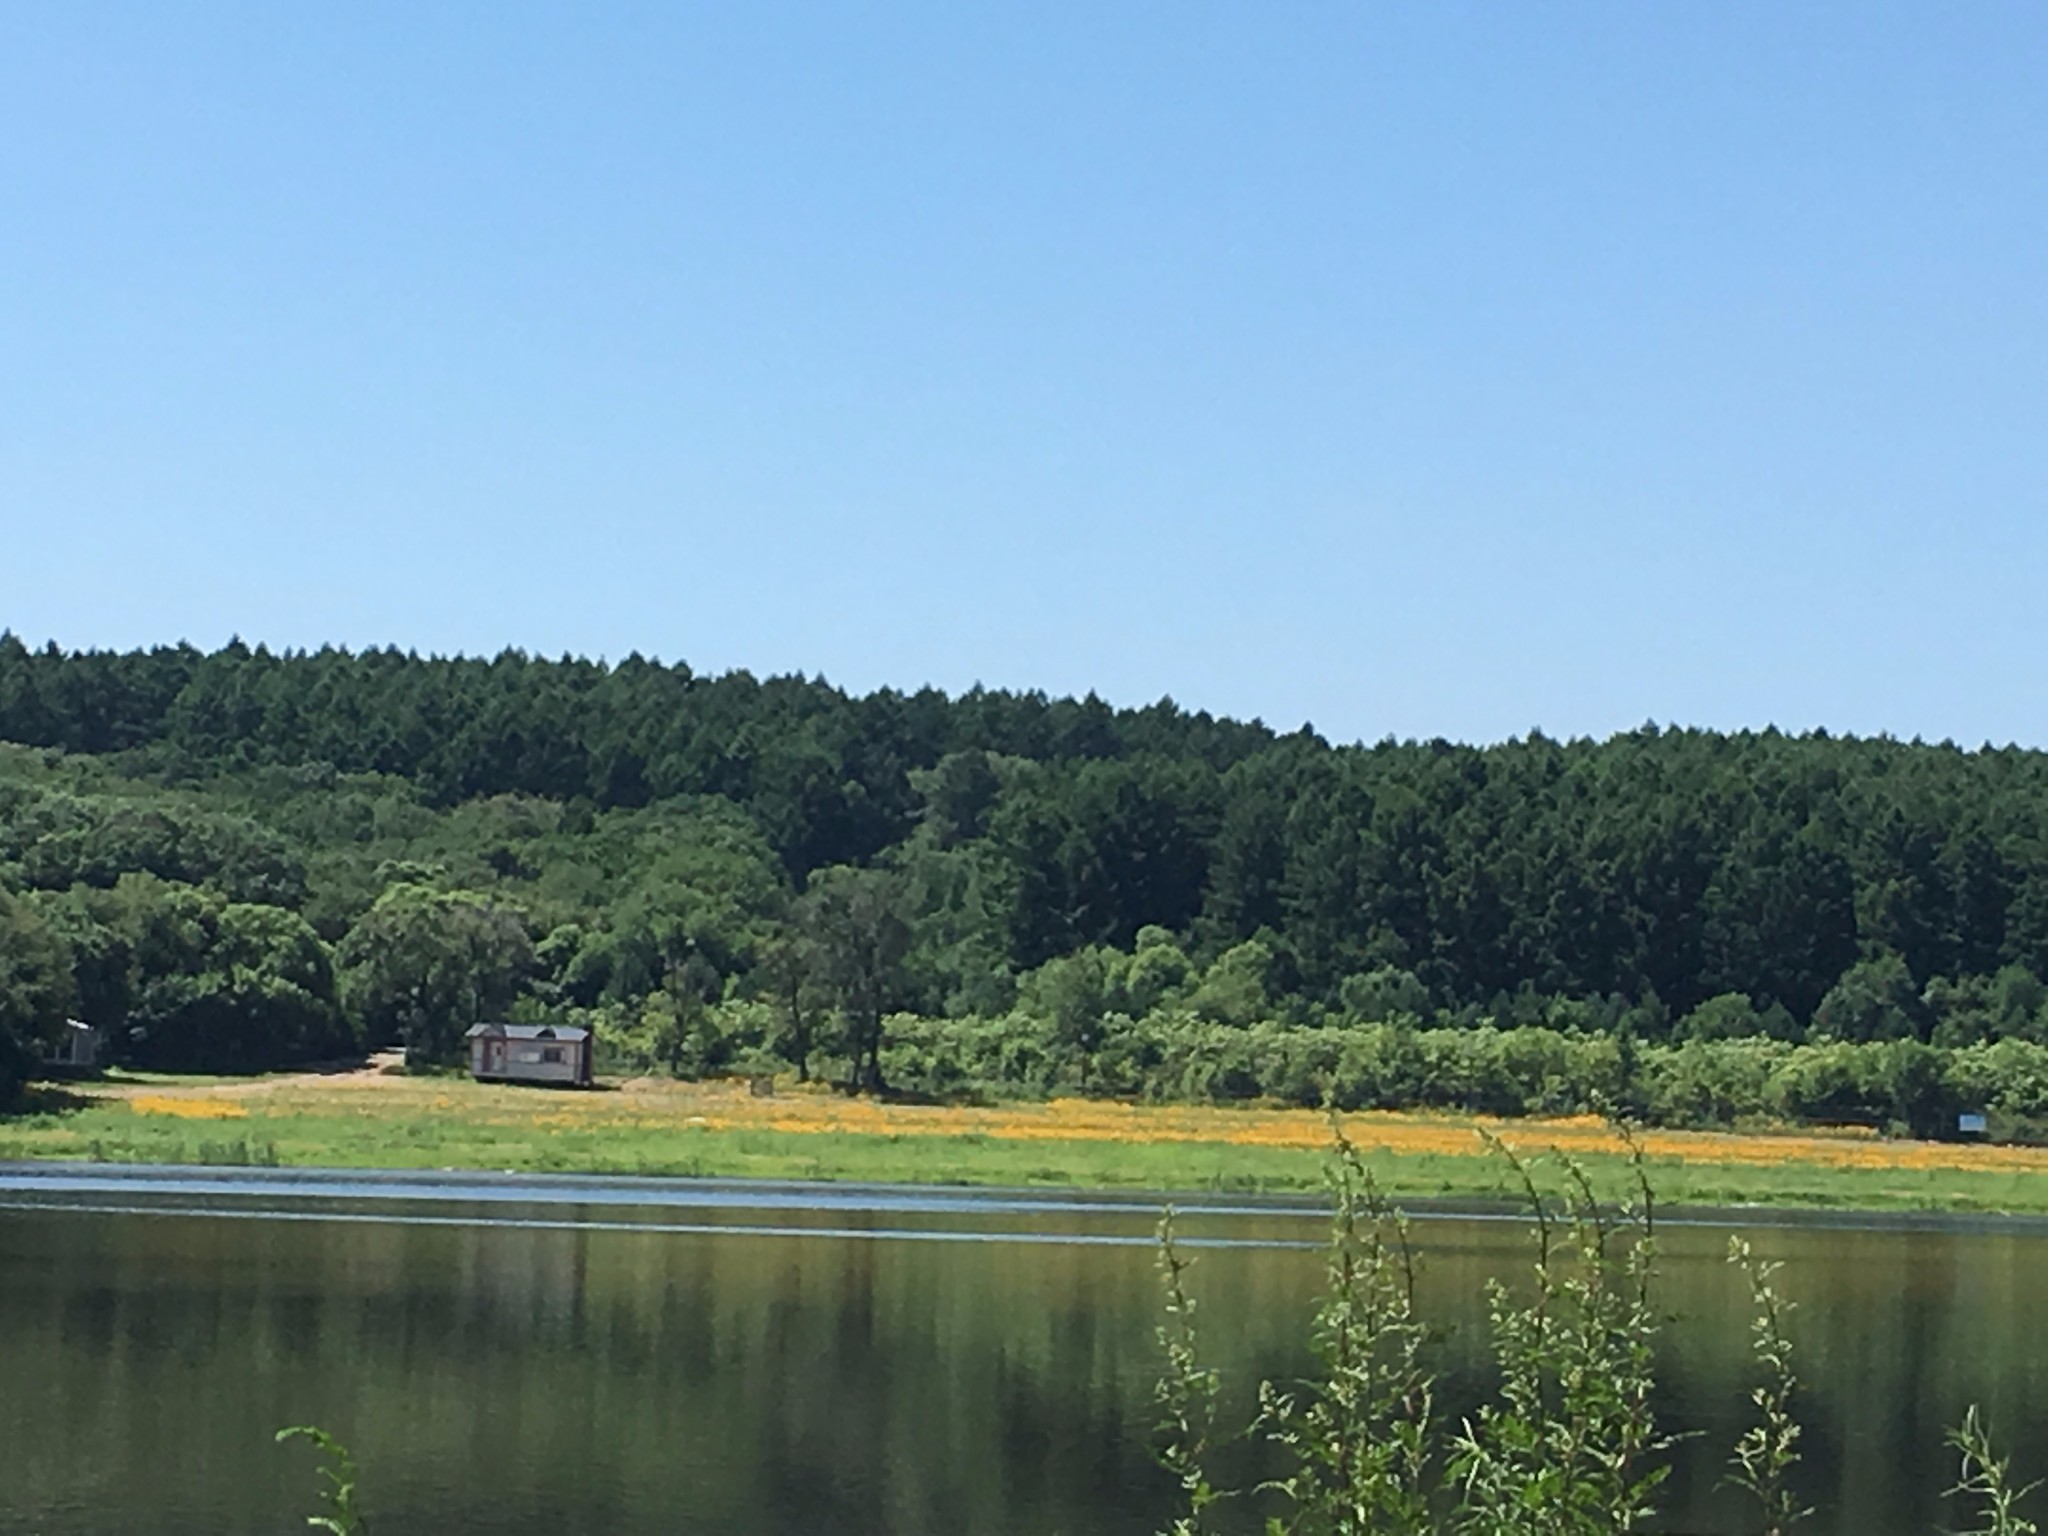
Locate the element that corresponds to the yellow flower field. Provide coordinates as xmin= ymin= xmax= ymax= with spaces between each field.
xmin=650 ymin=1088 xmax=2048 ymax=1176
xmin=21 ymin=1068 xmax=2044 ymax=1208
xmin=95 ymin=1070 xmax=2048 ymax=1177
xmin=126 ymin=1094 xmax=251 ymax=1121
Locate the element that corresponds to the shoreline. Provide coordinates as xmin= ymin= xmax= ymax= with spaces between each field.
xmin=10 ymin=1157 xmax=2048 ymax=1237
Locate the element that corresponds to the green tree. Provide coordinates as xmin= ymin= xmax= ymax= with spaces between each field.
xmin=1812 ymin=955 xmax=1928 ymax=1043
xmin=116 ymin=880 xmax=348 ymax=1071
xmin=1991 ymin=964 xmax=2048 ymax=1041
xmin=911 ymin=748 xmax=1005 ymax=849
xmin=797 ymin=866 xmax=911 ymax=1093
xmin=26 ymin=636 xmax=2048 ymax=1089
xmin=758 ymin=926 xmax=824 ymax=1082
xmin=1024 ymin=946 xmax=1117 ymax=1082
xmin=337 ymin=884 xmax=534 ymax=1063
xmin=1187 ymin=939 xmax=1273 ymax=1027
xmin=646 ymin=952 xmax=725 ymax=1077
xmin=1339 ymin=965 xmax=1432 ymax=1025
xmin=0 ymin=886 xmax=74 ymax=1102
xmin=1123 ymin=926 xmax=1195 ymax=1017
xmin=1677 ymin=992 xmax=1768 ymax=1042
xmin=25 ymin=885 xmax=135 ymax=1035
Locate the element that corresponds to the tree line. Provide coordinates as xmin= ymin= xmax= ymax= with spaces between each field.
xmin=5 ymin=635 xmax=2048 ymax=1129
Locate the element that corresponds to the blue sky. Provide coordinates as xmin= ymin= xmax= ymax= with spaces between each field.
xmin=2 ymin=3 xmax=2043 ymax=746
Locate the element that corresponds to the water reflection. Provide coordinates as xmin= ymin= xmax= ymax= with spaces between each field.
xmin=4 ymin=1184 xmax=2048 ymax=1534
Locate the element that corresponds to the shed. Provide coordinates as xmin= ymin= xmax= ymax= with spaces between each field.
xmin=42 ymin=1019 xmax=104 ymax=1073
xmin=465 ymin=1023 xmax=594 ymax=1087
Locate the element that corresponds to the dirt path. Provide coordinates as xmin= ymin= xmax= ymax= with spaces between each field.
xmin=87 ymin=1050 xmax=411 ymax=1098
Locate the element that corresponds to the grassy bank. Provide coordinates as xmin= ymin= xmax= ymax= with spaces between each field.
xmin=9 ymin=1068 xmax=2048 ymax=1214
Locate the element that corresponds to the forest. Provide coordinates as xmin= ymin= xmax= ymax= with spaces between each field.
xmin=6 ymin=634 xmax=2048 ymax=1138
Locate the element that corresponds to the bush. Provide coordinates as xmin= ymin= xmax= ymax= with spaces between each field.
xmin=1156 ymin=1135 xmax=1672 ymax=1536
xmin=1764 ymin=1038 xmax=1954 ymax=1137
xmin=596 ymin=1003 xmax=2048 ymax=1149
xmin=1635 ymin=1039 xmax=1788 ymax=1127
xmin=1156 ymin=1136 xmax=2037 ymax=1536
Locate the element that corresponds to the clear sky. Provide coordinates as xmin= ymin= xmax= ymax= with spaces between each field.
xmin=2 ymin=4 xmax=2043 ymax=747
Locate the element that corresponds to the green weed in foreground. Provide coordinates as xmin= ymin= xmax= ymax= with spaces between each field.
xmin=1949 ymin=1407 xmax=2042 ymax=1536
xmin=1155 ymin=1130 xmax=2040 ymax=1535
xmin=276 ymin=1426 xmax=366 ymax=1536
xmin=1728 ymin=1234 xmax=1808 ymax=1536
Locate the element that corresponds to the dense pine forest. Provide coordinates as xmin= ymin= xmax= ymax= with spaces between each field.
xmin=7 ymin=634 xmax=2048 ymax=1137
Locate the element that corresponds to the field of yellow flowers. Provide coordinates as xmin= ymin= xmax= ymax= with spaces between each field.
xmin=7 ymin=1069 xmax=2048 ymax=1211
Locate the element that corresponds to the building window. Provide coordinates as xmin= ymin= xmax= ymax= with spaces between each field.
xmin=541 ymin=1047 xmax=565 ymax=1065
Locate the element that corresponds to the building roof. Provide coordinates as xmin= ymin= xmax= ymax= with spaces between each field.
xmin=464 ymin=1023 xmax=592 ymax=1043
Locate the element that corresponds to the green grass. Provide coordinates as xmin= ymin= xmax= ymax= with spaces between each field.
xmin=0 ymin=1104 xmax=1367 ymax=1191
xmin=8 ymin=1075 xmax=2048 ymax=1215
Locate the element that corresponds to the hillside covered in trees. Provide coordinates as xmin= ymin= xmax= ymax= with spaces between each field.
xmin=6 ymin=634 xmax=2048 ymax=1136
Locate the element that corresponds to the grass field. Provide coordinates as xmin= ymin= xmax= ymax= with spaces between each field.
xmin=8 ymin=1066 xmax=2048 ymax=1214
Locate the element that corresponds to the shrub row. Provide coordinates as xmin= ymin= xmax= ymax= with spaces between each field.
xmin=872 ymin=1014 xmax=2048 ymax=1140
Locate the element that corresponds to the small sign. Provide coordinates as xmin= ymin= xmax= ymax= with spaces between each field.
xmin=1958 ymin=1112 xmax=1989 ymax=1136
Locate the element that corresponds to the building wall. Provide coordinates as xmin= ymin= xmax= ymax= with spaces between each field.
xmin=471 ymin=1039 xmax=586 ymax=1085
xmin=43 ymin=1028 xmax=102 ymax=1071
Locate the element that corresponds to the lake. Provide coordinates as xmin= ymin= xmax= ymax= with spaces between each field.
xmin=4 ymin=1166 xmax=2048 ymax=1534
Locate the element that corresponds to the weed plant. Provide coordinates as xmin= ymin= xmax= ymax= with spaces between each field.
xmin=1948 ymin=1407 xmax=2041 ymax=1536
xmin=1155 ymin=1130 xmax=2041 ymax=1535
xmin=1725 ymin=1236 xmax=1807 ymax=1535
xmin=276 ymin=1425 xmax=366 ymax=1535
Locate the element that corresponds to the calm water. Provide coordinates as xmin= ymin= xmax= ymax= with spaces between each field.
xmin=5 ymin=1168 xmax=2048 ymax=1535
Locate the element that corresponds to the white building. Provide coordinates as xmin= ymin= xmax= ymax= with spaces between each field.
xmin=464 ymin=1023 xmax=594 ymax=1087
xmin=43 ymin=1019 xmax=104 ymax=1072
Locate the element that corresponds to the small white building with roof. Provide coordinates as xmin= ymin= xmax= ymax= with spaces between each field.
xmin=464 ymin=1022 xmax=594 ymax=1087
xmin=44 ymin=1019 xmax=105 ymax=1072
